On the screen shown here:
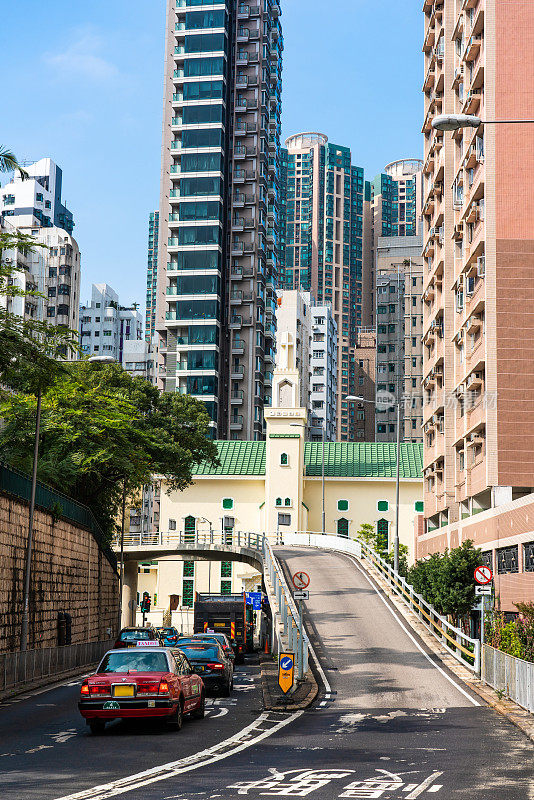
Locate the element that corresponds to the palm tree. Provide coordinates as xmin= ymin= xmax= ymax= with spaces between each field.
xmin=0 ymin=146 xmax=29 ymax=180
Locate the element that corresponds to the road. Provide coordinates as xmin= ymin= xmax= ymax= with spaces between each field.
xmin=2 ymin=548 xmax=533 ymax=800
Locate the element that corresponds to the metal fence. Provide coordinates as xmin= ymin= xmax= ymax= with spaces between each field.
xmin=263 ymin=538 xmax=309 ymax=679
xmin=283 ymin=531 xmax=480 ymax=674
xmin=0 ymin=640 xmax=114 ymax=695
xmin=116 ymin=529 xmax=264 ymax=553
xmin=483 ymin=644 xmax=534 ymax=713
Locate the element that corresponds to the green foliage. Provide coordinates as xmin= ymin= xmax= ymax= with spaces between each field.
xmin=0 ymin=146 xmax=29 ymax=179
xmin=356 ymin=522 xmax=409 ymax=576
xmin=0 ymin=361 xmax=219 ymax=541
xmin=356 ymin=522 xmax=376 ymax=546
xmin=407 ymin=540 xmax=482 ymax=622
xmin=487 ymin=604 xmax=534 ymax=662
xmin=0 ymin=231 xmax=80 ymax=395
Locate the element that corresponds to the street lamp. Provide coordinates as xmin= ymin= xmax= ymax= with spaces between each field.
xmin=345 ymin=394 xmax=401 ymax=574
xmin=432 ymin=114 xmax=534 ymax=131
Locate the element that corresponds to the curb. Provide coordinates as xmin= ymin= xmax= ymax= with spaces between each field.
xmin=356 ymin=555 xmax=534 ymax=744
xmin=0 ymin=664 xmax=95 ymax=704
xmin=260 ymin=654 xmax=318 ymax=711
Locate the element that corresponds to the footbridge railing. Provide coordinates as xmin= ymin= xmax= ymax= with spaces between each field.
xmin=117 ymin=530 xmax=264 ymax=551
xmin=283 ymin=531 xmax=481 ymax=675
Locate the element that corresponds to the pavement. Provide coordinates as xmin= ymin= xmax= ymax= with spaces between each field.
xmin=2 ymin=548 xmax=533 ymax=800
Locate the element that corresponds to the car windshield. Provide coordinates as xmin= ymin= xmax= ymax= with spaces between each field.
xmin=119 ymin=630 xmax=156 ymax=641
xmin=98 ymin=651 xmax=169 ymax=673
xmin=195 ymin=634 xmax=229 ymax=648
xmin=158 ymin=628 xmax=176 ymax=635
xmin=179 ymin=645 xmax=219 ymax=661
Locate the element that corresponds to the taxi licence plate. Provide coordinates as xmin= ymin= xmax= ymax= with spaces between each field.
xmin=112 ymin=685 xmax=135 ymax=697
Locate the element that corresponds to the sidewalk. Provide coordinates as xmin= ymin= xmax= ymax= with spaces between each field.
xmin=260 ymin=653 xmax=318 ymax=711
xmin=357 ymin=554 xmax=534 ymax=743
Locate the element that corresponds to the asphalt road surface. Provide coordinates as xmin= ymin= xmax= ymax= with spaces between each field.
xmin=2 ymin=548 xmax=533 ymax=800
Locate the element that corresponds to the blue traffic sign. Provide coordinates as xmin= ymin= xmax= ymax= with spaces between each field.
xmin=246 ymin=591 xmax=262 ymax=610
xmin=280 ymin=655 xmax=294 ymax=670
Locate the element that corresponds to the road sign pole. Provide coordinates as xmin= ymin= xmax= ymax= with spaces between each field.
xmin=480 ymin=594 xmax=485 ymax=649
xmin=298 ymin=599 xmax=304 ymax=681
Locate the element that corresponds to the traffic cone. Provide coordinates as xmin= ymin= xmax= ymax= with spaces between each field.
xmin=264 ymin=636 xmax=269 ymax=654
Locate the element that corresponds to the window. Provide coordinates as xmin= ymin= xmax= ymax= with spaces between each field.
xmin=377 ymin=500 xmax=389 ymax=512
xmin=276 ymin=497 xmax=282 ymax=506
xmin=222 ymin=498 xmax=233 ymax=510
xmin=415 ymin=501 xmax=424 ymax=513
xmin=280 ymin=453 xmax=288 ymax=466
xmin=182 ymin=579 xmax=194 ymax=607
xmin=221 ymin=580 xmax=232 ymax=595
xmin=338 ymin=500 xmax=349 ymax=512
xmin=496 ymin=545 xmax=518 ymax=574
xmin=221 ymin=561 xmax=232 ymax=577
xmin=284 ymin=497 xmax=291 ymax=507
xmin=377 ymin=519 xmax=389 ymax=550
xmin=169 ymin=519 xmax=177 ymax=531
xmin=183 ymin=561 xmax=195 ymax=577
xmin=337 ymin=518 xmax=349 ymax=538
xmin=184 ymin=515 xmax=195 ymax=542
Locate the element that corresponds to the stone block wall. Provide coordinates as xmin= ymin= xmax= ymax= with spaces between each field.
xmin=0 ymin=490 xmax=119 ymax=652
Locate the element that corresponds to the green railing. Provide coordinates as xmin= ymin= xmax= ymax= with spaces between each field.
xmin=0 ymin=462 xmax=117 ymax=570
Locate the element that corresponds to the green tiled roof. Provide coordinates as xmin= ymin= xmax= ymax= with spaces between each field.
xmin=194 ymin=441 xmax=423 ymax=479
xmin=194 ymin=441 xmax=266 ymax=476
xmin=304 ymin=442 xmax=423 ymax=479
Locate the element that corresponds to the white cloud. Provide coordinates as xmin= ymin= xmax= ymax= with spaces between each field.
xmin=44 ymin=28 xmax=120 ymax=82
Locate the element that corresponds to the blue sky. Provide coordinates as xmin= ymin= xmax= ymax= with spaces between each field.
xmin=1 ymin=0 xmax=423 ymax=312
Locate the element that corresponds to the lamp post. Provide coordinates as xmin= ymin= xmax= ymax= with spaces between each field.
xmin=345 ymin=394 xmax=402 ymax=574
xmin=197 ymin=517 xmax=213 ymax=592
xmin=431 ymin=114 xmax=534 ymax=131
xmin=21 ymin=353 xmax=118 ymax=650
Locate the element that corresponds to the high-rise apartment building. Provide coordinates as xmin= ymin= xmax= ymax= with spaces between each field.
xmin=421 ymin=0 xmax=534 ymax=530
xmin=80 ymin=283 xmax=143 ymax=362
xmin=275 ymin=290 xmax=338 ymax=441
xmin=0 ymin=158 xmax=74 ymax=234
xmin=156 ymin=0 xmax=283 ymax=440
xmin=146 ymin=211 xmax=159 ymax=342
xmin=280 ymin=132 xmax=366 ymax=439
xmin=375 ymin=236 xmax=424 ymax=443
xmin=346 ymin=329 xmax=376 ymax=441
xmin=0 ymin=159 xmax=81 ymax=343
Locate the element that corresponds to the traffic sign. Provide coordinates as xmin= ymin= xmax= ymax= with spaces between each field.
xmin=475 ymin=585 xmax=492 ymax=596
xmin=474 ymin=566 xmax=493 ymax=585
xmin=245 ymin=591 xmax=262 ymax=610
xmin=278 ymin=652 xmax=295 ymax=694
xmin=292 ymin=571 xmax=310 ymax=589
xmin=294 ymin=590 xmax=309 ymax=601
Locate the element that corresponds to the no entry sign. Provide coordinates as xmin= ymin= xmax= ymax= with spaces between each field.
xmin=474 ymin=565 xmax=493 ymax=585
xmin=292 ymin=571 xmax=310 ymax=590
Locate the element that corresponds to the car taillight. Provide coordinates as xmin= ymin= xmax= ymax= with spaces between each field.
xmin=80 ymin=682 xmax=89 ymax=695
xmin=206 ymin=663 xmax=225 ymax=671
xmin=90 ymin=685 xmax=110 ymax=695
xmin=158 ymin=681 xmax=169 ymax=694
xmin=137 ymin=682 xmax=160 ymax=694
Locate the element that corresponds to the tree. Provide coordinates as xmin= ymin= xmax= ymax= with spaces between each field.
xmin=0 ymin=145 xmax=29 ymax=179
xmin=0 ymin=230 xmax=80 ymax=394
xmin=0 ymin=362 xmax=219 ymax=540
xmin=408 ymin=540 xmax=482 ymax=623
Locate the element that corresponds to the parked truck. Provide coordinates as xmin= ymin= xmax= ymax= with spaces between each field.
xmin=194 ymin=593 xmax=254 ymax=662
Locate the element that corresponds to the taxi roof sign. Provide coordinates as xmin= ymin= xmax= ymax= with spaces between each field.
xmin=278 ymin=652 xmax=295 ymax=695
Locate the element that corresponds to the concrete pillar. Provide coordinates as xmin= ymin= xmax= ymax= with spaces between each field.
xmin=122 ymin=560 xmax=138 ymax=627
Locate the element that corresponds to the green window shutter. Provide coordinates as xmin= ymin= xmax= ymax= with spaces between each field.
xmin=221 ymin=580 xmax=232 ymax=595
xmin=377 ymin=519 xmax=389 ymax=550
xmin=222 ymin=498 xmax=233 ymax=510
xmin=184 ymin=515 xmax=196 ymax=542
xmin=183 ymin=560 xmax=195 ymax=577
xmin=415 ymin=501 xmax=424 ymax=513
xmin=221 ymin=561 xmax=232 ymax=577
xmin=276 ymin=497 xmax=282 ymax=506
xmin=182 ymin=579 xmax=194 ymax=607
xmin=377 ymin=500 xmax=389 ymax=512
xmin=337 ymin=518 xmax=349 ymax=538
xmin=280 ymin=452 xmax=288 ymax=465
xmin=284 ymin=497 xmax=291 ymax=506
xmin=338 ymin=500 xmax=349 ymax=511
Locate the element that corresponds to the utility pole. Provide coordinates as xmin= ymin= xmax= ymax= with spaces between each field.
xmin=321 ymin=419 xmax=326 ymax=535
xmin=394 ymin=400 xmax=401 ymax=575
xmin=21 ymin=389 xmax=42 ymax=651
xmin=118 ymin=478 xmax=127 ymax=631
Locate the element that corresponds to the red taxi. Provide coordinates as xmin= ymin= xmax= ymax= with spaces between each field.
xmin=78 ymin=646 xmax=205 ymax=734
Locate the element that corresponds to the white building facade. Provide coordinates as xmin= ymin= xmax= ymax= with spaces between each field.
xmin=79 ymin=283 xmax=143 ymax=361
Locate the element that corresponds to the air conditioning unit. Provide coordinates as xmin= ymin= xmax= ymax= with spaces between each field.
xmin=477 ymin=256 xmax=485 ymax=277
